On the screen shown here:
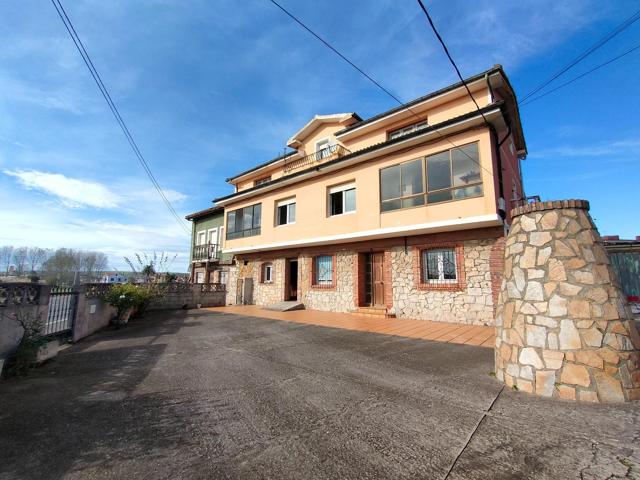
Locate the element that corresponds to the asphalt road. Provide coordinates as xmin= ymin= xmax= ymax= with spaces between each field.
xmin=1 ymin=309 xmax=638 ymax=479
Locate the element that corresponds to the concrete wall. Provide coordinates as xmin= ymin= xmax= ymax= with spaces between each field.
xmin=147 ymin=284 xmax=226 ymax=310
xmin=73 ymin=293 xmax=116 ymax=342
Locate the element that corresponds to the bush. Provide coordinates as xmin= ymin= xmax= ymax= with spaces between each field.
xmin=3 ymin=309 xmax=47 ymax=376
xmin=102 ymin=284 xmax=156 ymax=321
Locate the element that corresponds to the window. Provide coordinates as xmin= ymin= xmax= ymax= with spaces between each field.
xmin=388 ymin=120 xmax=428 ymax=140
xmin=328 ymin=182 xmax=356 ymax=216
xmin=219 ymin=270 xmax=228 ymax=285
xmin=316 ymin=138 xmax=332 ymax=159
xmin=226 ymin=203 xmax=262 ymax=240
xmin=208 ymin=228 xmax=218 ymax=244
xmin=195 ymin=271 xmax=204 ymax=283
xmin=380 ymin=158 xmax=424 ymax=212
xmin=261 ymin=263 xmax=273 ymax=283
xmin=421 ymin=248 xmax=457 ymax=283
xmin=426 ymin=143 xmax=482 ymax=204
xmin=255 ymin=176 xmax=271 ymax=187
xmin=196 ymin=231 xmax=207 ymax=245
xmin=276 ymin=198 xmax=296 ymax=226
xmin=313 ymin=255 xmax=333 ymax=286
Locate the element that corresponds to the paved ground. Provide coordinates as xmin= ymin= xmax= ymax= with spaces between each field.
xmin=1 ymin=310 xmax=639 ymax=480
xmin=208 ymin=305 xmax=495 ymax=347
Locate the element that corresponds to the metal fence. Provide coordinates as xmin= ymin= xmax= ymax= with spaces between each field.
xmin=44 ymin=286 xmax=78 ymax=336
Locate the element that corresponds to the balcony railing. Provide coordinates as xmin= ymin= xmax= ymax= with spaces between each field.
xmin=192 ymin=243 xmax=221 ymax=262
xmin=283 ymin=144 xmax=351 ymax=173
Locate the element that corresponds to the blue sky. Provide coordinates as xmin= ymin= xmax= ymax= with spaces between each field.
xmin=1 ymin=0 xmax=639 ymax=272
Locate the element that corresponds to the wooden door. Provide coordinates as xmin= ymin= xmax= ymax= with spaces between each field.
xmin=372 ymin=252 xmax=385 ymax=307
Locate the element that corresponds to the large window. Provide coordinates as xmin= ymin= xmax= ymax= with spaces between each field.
xmin=254 ymin=176 xmax=271 ymax=187
xmin=328 ymin=182 xmax=356 ymax=216
xmin=276 ymin=198 xmax=296 ymax=226
xmin=226 ymin=203 xmax=261 ymax=240
xmin=380 ymin=158 xmax=424 ymax=212
xmin=313 ymin=255 xmax=333 ymax=286
xmin=421 ymin=248 xmax=457 ymax=283
xmin=379 ymin=143 xmax=482 ymax=212
xmin=426 ymin=143 xmax=482 ymax=203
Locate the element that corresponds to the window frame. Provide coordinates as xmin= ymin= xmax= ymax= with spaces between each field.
xmin=413 ymin=243 xmax=466 ymax=291
xmin=379 ymin=157 xmax=426 ymax=213
xmin=275 ymin=197 xmax=296 ymax=226
xmin=254 ymin=176 xmax=271 ymax=187
xmin=261 ymin=262 xmax=274 ymax=284
xmin=196 ymin=230 xmax=207 ymax=246
xmin=311 ymin=254 xmax=335 ymax=289
xmin=425 ymin=141 xmax=483 ymax=204
xmin=327 ymin=182 xmax=356 ymax=217
xmin=387 ymin=119 xmax=428 ymax=140
xmin=226 ymin=203 xmax=262 ymax=240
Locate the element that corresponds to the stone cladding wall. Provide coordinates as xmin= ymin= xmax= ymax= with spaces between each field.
xmin=391 ymin=239 xmax=498 ymax=326
xmin=299 ymin=250 xmax=356 ymax=312
xmin=495 ymin=200 xmax=640 ymax=402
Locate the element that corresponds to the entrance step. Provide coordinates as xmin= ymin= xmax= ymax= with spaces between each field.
xmin=264 ymin=301 xmax=305 ymax=312
xmin=351 ymin=307 xmax=396 ymax=319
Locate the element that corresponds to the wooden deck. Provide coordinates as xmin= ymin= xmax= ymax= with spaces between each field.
xmin=206 ymin=305 xmax=495 ymax=348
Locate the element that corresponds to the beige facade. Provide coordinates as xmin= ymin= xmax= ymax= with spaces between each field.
xmin=217 ymin=66 xmax=527 ymax=324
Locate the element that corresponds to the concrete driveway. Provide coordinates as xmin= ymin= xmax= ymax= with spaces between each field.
xmin=1 ymin=310 xmax=638 ymax=479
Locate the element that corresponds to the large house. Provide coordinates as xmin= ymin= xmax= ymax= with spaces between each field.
xmin=212 ymin=65 xmax=527 ymax=325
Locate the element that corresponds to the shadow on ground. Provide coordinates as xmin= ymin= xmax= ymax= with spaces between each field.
xmin=0 ymin=309 xmax=638 ymax=479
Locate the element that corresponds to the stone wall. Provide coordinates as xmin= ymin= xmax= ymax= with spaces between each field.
xmin=226 ymin=264 xmax=239 ymax=305
xmin=299 ymin=251 xmax=356 ymax=312
xmin=495 ymin=200 xmax=640 ymax=402
xmin=391 ymin=239 xmax=498 ymax=326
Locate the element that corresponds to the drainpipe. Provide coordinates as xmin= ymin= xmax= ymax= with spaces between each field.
xmin=486 ymin=73 xmax=506 ymax=220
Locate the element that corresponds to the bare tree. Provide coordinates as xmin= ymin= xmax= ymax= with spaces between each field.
xmin=27 ymin=247 xmax=50 ymax=273
xmin=124 ymin=251 xmax=177 ymax=283
xmin=80 ymin=251 xmax=109 ymax=282
xmin=0 ymin=246 xmax=14 ymax=274
xmin=12 ymin=247 xmax=28 ymax=275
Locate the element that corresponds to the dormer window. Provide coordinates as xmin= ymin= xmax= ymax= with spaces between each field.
xmin=255 ymin=176 xmax=271 ymax=187
xmin=388 ymin=120 xmax=428 ymax=140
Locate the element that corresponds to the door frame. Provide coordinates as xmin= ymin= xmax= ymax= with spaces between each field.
xmin=285 ymin=258 xmax=299 ymax=301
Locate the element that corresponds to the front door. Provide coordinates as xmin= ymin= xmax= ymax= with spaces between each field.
xmin=364 ymin=253 xmax=385 ymax=307
xmin=287 ymin=259 xmax=298 ymax=301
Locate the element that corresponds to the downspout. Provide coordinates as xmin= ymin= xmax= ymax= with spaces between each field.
xmin=486 ymin=73 xmax=506 ymax=220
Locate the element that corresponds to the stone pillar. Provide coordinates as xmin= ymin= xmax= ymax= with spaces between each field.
xmin=495 ymin=200 xmax=640 ymax=402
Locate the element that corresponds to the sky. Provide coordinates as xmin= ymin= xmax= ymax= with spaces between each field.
xmin=1 ymin=0 xmax=639 ymax=273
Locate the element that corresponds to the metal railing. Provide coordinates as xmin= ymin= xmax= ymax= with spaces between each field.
xmin=192 ymin=243 xmax=221 ymax=262
xmin=511 ymin=195 xmax=541 ymax=209
xmin=44 ymin=286 xmax=78 ymax=336
xmin=283 ymin=144 xmax=350 ymax=173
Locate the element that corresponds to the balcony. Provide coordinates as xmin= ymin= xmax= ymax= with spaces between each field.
xmin=192 ymin=243 xmax=221 ymax=262
xmin=283 ymin=144 xmax=351 ymax=174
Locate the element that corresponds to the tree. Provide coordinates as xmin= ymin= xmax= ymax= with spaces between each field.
xmin=42 ymin=248 xmax=79 ymax=285
xmin=0 ymin=246 xmax=14 ymax=274
xmin=124 ymin=251 xmax=177 ymax=283
xmin=27 ymin=247 xmax=50 ymax=273
xmin=79 ymin=251 xmax=109 ymax=282
xmin=12 ymin=247 xmax=28 ymax=275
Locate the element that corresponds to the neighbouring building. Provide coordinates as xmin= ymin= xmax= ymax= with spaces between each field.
xmin=213 ymin=65 xmax=527 ymax=325
xmin=185 ymin=206 xmax=233 ymax=284
xmin=100 ymin=272 xmax=128 ymax=284
xmin=603 ymin=235 xmax=640 ymax=315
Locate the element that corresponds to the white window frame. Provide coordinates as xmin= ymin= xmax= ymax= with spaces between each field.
xmin=328 ymin=182 xmax=356 ymax=217
xmin=195 ymin=271 xmax=205 ymax=283
xmin=262 ymin=263 xmax=273 ymax=283
xmin=218 ymin=226 xmax=225 ymax=248
xmin=388 ymin=120 xmax=428 ymax=140
xmin=196 ymin=230 xmax=207 ymax=246
xmin=421 ymin=248 xmax=458 ymax=283
xmin=208 ymin=228 xmax=218 ymax=244
xmin=275 ymin=197 xmax=296 ymax=226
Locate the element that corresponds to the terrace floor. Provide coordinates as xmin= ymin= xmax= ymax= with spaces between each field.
xmin=206 ymin=305 xmax=496 ymax=348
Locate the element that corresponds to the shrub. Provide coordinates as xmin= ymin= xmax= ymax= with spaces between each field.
xmin=3 ymin=309 xmax=47 ymax=376
xmin=102 ymin=284 xmax=156 ymax=320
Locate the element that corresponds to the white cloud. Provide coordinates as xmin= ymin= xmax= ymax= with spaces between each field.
xmin=530 ymin=138 xmax=640 ymax=159
xmin=3 ymin=169 xmax=121 ymax=208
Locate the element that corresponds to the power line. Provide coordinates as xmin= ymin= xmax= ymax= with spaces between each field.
xmin=520 ymin=43 xmax=640 ymax=107
xmin=266 ymin=0 xmax=496 ymax=179
xmin=50 ymin=0 xmax=190 ymax=235
xmin=520 ymin=9 xmax=640 ymax=103
xmin=414 ymin=0 xmax=522 ymax=186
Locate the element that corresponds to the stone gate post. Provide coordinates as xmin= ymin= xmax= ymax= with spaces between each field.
xmin=495 ymin=200 xmax=640 ymax=402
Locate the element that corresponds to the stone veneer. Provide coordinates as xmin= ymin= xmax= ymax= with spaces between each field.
xmin=495 ymin=200 xmax=640 ymax=402
xmin=225 ymin=231 xmax=503 ymax=325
